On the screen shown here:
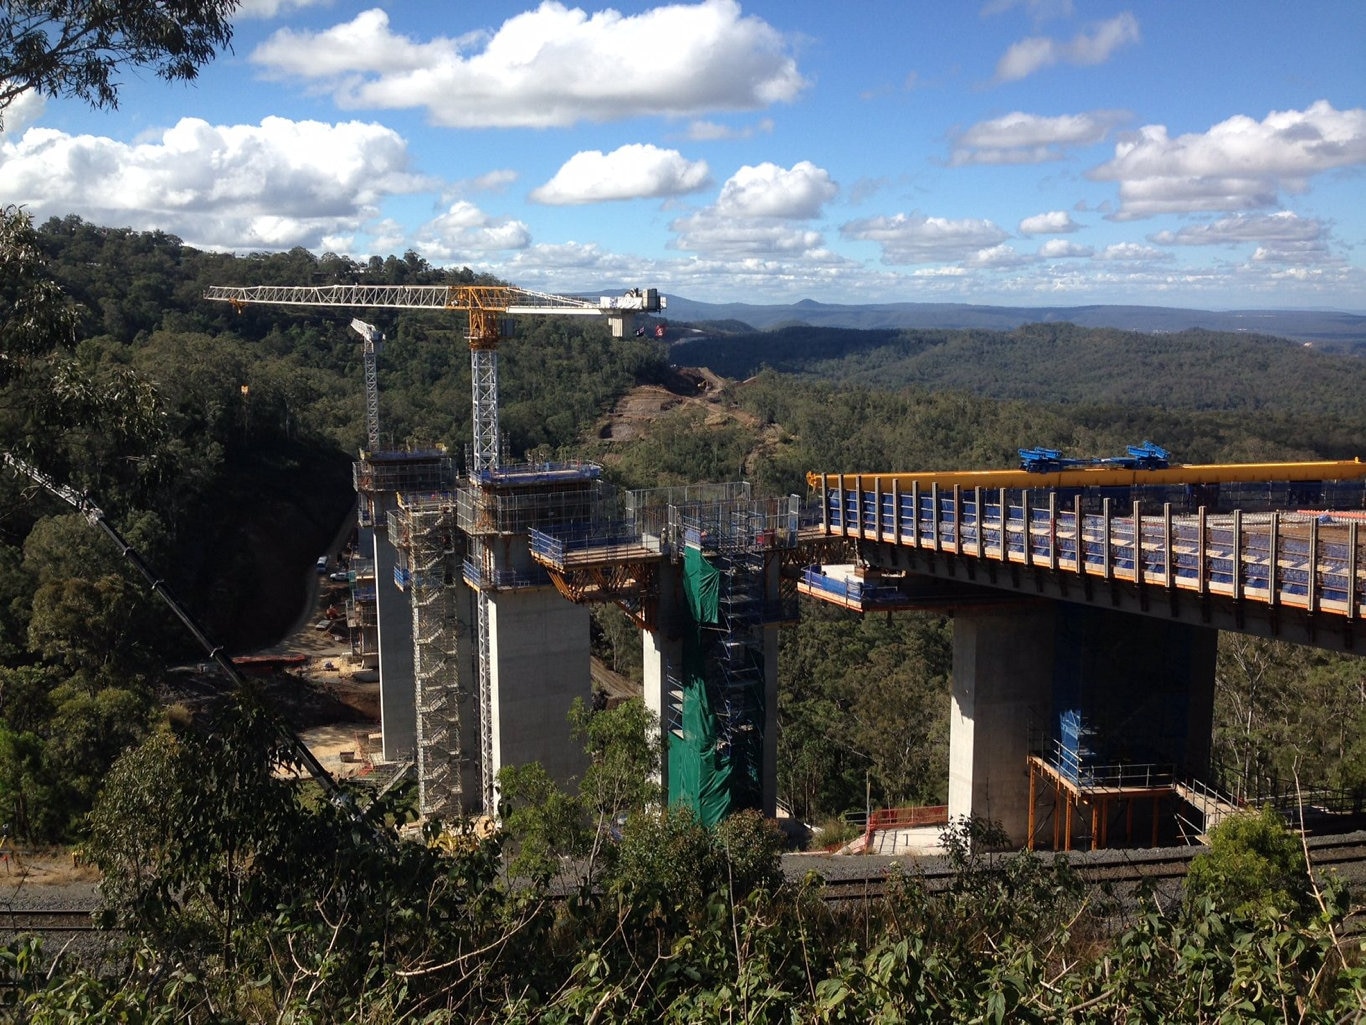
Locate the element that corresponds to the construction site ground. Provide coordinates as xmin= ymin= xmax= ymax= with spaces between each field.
xmin=253 ymin=572 xmax=383 ymax=780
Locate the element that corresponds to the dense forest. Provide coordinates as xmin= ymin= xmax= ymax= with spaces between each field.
xmin=4 ymin=208 xmax=1366 ymax=1019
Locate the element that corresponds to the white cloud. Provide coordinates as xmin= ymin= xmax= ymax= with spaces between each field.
xmin=251 ymin=1 xmax=806 ymax=129
xmin=714 ymin=161 xmax=836 ymax=219
xmin=468 ymin=169 xmax=519 ymax=193
xmin=0 ymin=87 xmax=45 ymax=133
xmin=1148 ymin=211 xmax=1325 ymax=247
xmin=841 ymin=212 xmax=1009 ymax=264
xmin=1095 ymin=242 xmax=1169 ymax=262
xmin=415 ymin=201 xmax=531 ymax=260
xmin=995 ymin=12 xmax=1139 ymax=82
xmin=1090 ymin=101 xmax=1366 ymax=218
xmin=667 ymin=161 xmax=836 ymax=258
xmin=685 ymin=118 xmax=774 ymax=141
xmin=671 ymin=213 xmax=826 ymax=256
xmin=0 ymin=117 xmax=431 ymax=249
xmin=1019 ymin=210 xmax=1080 ymax=235
xmin=967 ymin=244 xmax=1034 ymax=268
xmin=951 ymin=110 xmax=1128 ymax=165
xmin=530 ymin=144 xmax=709 ymax=204
xmin=235 ymin=0 xmax=333 ymax=18
xmin=1037 ymin=238 xmax=1092 ymax=257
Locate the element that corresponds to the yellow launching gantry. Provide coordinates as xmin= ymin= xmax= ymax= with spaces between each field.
xmin=206 ymin=283 xmax=664 ymax=473
xmin=807 ymin=446 xmax=1366 ymax=494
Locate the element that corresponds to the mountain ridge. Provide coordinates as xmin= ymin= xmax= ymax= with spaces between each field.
xmin=660 ymin=297 xmax=1366 ymax=349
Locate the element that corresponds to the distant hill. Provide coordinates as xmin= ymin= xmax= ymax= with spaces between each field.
xmin=661 ymin=297 xmax=1366 ymax=351
xmin=668 ymin=321 xmax=1366 ymax=425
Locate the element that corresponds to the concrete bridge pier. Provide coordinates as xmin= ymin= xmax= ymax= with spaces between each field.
xmin=949 ymin=600 xmax=1217 ymax=846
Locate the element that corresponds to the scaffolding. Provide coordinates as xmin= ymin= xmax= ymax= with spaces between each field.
xmin=663 ymin=492 xmax=800 ymax=824
xmin=455 ymin=463 xmax=608 ymax=536
xmin=389 ymin=494 xmax=468 ymax=820
xmin=353 ymin=448 xmax=454 ymax=527
xmin=345 ymin=556 xmax=378 ymax=666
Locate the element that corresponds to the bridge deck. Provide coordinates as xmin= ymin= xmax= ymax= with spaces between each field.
xmin=815 ymin=488 xmax=1364 ymax=620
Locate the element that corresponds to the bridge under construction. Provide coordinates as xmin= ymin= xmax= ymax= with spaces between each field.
xmin=338 ymin=441 xmax=1366 ymax=850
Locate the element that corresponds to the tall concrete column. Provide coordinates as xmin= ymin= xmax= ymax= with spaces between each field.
xmin=487 ymin=587 xmax=592 ymax=792
xmin=642 ymin=558 xmax=682 ymax=802
xmin=949 ymin=603 xmax=1056 ymax=843
xmin=950 ymin=599 xmax=1220 ymax=847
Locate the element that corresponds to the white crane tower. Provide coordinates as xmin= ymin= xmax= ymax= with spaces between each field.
xmin=350 ymin=318 xmax=384 ymax=452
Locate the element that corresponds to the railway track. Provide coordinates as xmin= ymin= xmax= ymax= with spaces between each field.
xmin=0 ymin=909 xmax=98 ymax=933
xmin=6 ymin=835 xmax=1366 ymax=934
xmin=815 ymin=833 xmax=1366 ymax=903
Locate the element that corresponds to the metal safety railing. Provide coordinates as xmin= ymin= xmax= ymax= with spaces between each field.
xmin=797 ymin=565 xmax=913 ymax=607
xmin=821 ymin=483 xmax=1366 ymax=617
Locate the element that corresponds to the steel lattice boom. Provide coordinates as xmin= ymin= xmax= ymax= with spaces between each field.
xmin=206 ymin=283 xmax=664 ymax=472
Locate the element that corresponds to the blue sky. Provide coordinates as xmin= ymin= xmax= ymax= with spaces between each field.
xmin=3 ymin=0 xmax=1364 ymax=309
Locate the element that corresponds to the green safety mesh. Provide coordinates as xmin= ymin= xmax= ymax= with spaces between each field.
xmin=668 ymin=546 xmax=732 ymax=827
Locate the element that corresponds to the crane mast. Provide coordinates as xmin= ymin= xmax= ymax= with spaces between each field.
xmin=350 ymin=319 xmax=384 ymax=451
xmin=206 ymin=282 xmax=664 ymax=473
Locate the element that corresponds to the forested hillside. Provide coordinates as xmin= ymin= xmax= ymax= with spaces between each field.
xmin=671 ymin=321 xmax=1366 ymax=422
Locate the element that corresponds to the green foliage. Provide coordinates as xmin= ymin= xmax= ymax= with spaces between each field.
xmin=676 ymin=321 xmax=1366 ymax=424
xmin=1214 ymin=634 xmax=1366 ymax=799
xmin=498 ymin=698 xmax=662 ymax=889
xmin=0 ymin=0 xmax=239 ymax=116
xmin=778 ymin=604 xmax=951 ymax=821
xmin=1186 ymin=807 xmax=1311 ymax=917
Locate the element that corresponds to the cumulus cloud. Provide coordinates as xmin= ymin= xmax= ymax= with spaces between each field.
xmin=1148 ymin=212 xmax=1337 ymax=265
xmin=0 ymin=86 xmax=45 ymax=133
xmin=1037 ymin=238 xmax=1092 ymax=257
xmin=995 ymin=12 xmax=1139 ymax=82
xmin=841 ymin=212 xmax=1009 ymax=264
xmin=1018 ymin=210 xmax=1080 ymax=235
xmin=967 ymin=244 xmax=1033 ymax=268
xmin=530 ymin=144 xmax=709 ymax=204
xmin=1096 ymin=241 xmax=1169 ymax=262
xmin=414 ymin=201 xmax=531 ymax=260
xmin=1090 ymin=101 xmax=1366 ymax=218
xmin=1148 ymin=211 xmax=1325 ymax=247
xmin=0 ymin=116 xmax=431 ymax=249
xmin=950 ymin=110 xmax=1128 ymax=165
xmin=714 ymin=161 xmax=836 ymax=219
xmin=251 ymin=1 xmax=806 ymax=128
xmin=668 ymin=161 xmax=837 ymax=257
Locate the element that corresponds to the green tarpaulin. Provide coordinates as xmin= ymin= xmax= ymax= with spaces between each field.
xmin=668 ymin=546 xmax=732 ymax=827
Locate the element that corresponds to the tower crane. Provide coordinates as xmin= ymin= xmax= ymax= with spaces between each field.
xmin=205 ymin=283 xmax=665 ymax=471
xmin=350 ymin=318 xmax=384 ymax=451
